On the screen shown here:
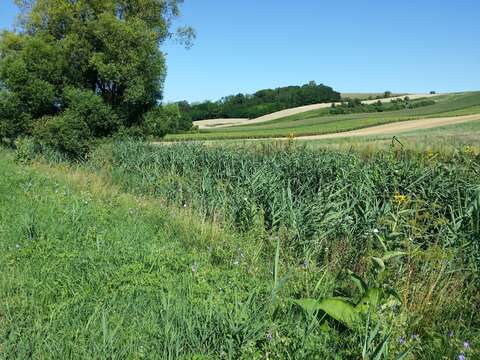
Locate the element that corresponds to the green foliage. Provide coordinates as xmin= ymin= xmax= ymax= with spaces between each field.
xmin=63 ymin=87 xmax=120 ymax=137
xmin=94 ymin=141 xmax=480 ymax=266
xmin=295 ymin=253 xmax=405 ymax=330
xmin=2 ymin=142 xmax=480 ymax=359
xmin=14 ymin=136 xmax=39 ymax=163
xmin=30 ymin=88 xmax=120 ymax=157
xmin=143 ymin=104 xmax=183 ymax=138
xmin=33 ymin=113 xmax=92 ymax=158
xmin=0 ymin=0 xmax=193 ymax=148
xmin=329 ymin=98 xmax=436 ymax=115
xmin=0 ymin=90 xmax=32 ymax=144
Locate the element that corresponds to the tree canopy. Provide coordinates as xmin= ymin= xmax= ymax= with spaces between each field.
xmin=0 ymin=0 xmax=193 ymax=154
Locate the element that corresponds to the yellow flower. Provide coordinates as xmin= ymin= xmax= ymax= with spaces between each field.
xmin=464 ymin=146 xmax=477 ymax=156
xmin=393 ymin=192 xmax=409 ymax=205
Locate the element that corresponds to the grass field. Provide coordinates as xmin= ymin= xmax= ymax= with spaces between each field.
xmin=290 ymin=119 xmax=480 ymax=154
xmin=166 ymin=92 xmax=480 ymax=141
xmin=1 ymin=141 xmax=479 ymax=359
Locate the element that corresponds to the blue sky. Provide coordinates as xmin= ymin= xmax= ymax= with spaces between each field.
xmin=1 ymin=0 xmax=479 ymax=102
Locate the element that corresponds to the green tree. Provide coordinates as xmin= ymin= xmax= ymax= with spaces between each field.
xmin=0 ymin=0 xmax=194 ymax=147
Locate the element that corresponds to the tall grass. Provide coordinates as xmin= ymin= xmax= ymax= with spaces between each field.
xmin=92 ymin=141 xmax=480 ymax=266
xmin=2 ymin=141 xmax=479 ymax=359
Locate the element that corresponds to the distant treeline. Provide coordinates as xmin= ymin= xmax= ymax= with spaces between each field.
xmin=177 ymin=81 xmax=341 ymax=121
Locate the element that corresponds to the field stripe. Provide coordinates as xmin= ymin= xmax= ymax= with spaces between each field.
xmin=291 ymin=114 xmax=480 ymax=140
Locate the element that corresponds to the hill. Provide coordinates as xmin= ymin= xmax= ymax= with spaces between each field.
xmin=166 ymin=92 xmax=480 ymax=141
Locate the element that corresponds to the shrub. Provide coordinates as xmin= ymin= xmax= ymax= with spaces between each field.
xmin=0 ymin=91 xmax=32 ymax=145
xmin=143 ymin=104 xmax=181 ymax=138
xmin=33 ymin=113 xmax=92 ymax=159
xmin=63 ymin=87 xmax=120 ymax=137
xmin=114 ymin=125 xmax=146 ymax=140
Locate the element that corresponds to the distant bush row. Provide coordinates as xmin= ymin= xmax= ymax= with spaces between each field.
xmin=178 ymin=81 xmax=341 ymax=121
xmin=329 ymin=97 xmax=436 ymax=115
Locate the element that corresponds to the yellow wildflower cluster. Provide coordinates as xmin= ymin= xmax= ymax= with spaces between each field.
xmin=463 ymin=146 xmax=478 ymax=156
xmin=393 ymin=192 xmax=409 ymax=205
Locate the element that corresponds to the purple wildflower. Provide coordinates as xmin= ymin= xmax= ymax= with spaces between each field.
xmin=266 ymin=331 xmax=273 ymax=342
xmin=399 ymin=336 xmax=406 ymax=345
xmin=191 ymin=263 xmax=198 ymax=273
xmin=458 ymin=353 xmax=466 ymax=360
xmin=302 ymin=259 xmax=309 ymax=269
xmin=411 ymin=333 xmax=419 ymax=341
xmin=448 ymin=331 xmax=454 ymax=338
xmin=464 ymin=341 xmax=470 ymax=350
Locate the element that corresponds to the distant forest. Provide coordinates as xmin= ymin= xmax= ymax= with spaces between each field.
xmin=177 ymin=81 xmax=341 ymax=121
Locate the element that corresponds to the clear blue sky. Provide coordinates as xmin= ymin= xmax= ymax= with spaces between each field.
xmin=1 ymin=0 xmax=479 ymax=103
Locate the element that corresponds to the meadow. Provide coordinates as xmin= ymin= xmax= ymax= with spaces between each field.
xmin=1 ymin=139 xmax=479 ymax=359
xmin=166 ymin=92 xmax=480 ymax=141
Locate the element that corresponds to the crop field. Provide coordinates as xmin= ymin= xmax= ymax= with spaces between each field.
xmin=1 ymin=140 xmax=479 ymax=359
xmin=166 ymin=92 xmax=480 ymax=141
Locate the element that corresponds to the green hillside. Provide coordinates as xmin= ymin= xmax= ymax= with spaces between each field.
xmin=166 ymin=92 xmax=480 ymax=141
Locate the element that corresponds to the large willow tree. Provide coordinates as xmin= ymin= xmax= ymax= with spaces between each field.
xmin=0 ymin=0 xmax=193 ymax=146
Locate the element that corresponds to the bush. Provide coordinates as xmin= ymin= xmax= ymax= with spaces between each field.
xmin=0 ymin=91 xmax=32 ymax=145
xmin=143 ymin=104 xmax=181 ymax=138
xmin=33 ymin=114 xmax=92 ymax=159
xmin=114 ymin=125 xmax=146 ymax=140
xmin=63 ymin=87 xmax=120 ymax=137
xmin=28 ymin=87 xmax=122 ymax=158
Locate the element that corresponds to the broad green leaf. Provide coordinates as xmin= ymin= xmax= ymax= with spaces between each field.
xmin=382 ymin=251 xmax=407 ymax=261
xmin=317 ymin=297 xmax=360 ymax=328
xmin=356 ymin=288 xmax=384 ymax=314
xmin=320 ymin=321 xmax=331 ymax=333
xmin=293 ymin=298 xmax=320 ymax=316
